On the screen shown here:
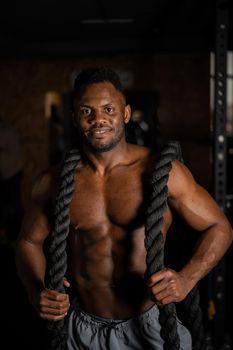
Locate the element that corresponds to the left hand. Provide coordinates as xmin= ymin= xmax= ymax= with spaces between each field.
xmin=147 ymin=268 xmax=190 ymax=305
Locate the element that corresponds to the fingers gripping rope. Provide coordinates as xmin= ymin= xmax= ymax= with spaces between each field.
xmin=45 ymin=149 xmax=81 ymax=350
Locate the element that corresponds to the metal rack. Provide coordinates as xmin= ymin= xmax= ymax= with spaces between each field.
xmin=211 ymin=0 xmax=230 ymax=347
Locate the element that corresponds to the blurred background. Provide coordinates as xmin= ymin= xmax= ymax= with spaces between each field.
xmin=0 ymin=0 xmax=232 ymax=349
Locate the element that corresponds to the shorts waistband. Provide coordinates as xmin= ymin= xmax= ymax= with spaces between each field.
xmin=71 ymin=299 xmax=158 ymax=331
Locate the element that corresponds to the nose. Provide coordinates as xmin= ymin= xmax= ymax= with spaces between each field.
xmin=89 ymin=110 xmax=106 ymax=124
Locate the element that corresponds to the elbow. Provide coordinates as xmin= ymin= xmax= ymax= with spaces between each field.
xmin=218 ymin=220 xmax=233 ymax=248
xmin=208 ymin=219 xmax=233 ymax=252
xmin=224 ymin=217 xmax=233 ymax=242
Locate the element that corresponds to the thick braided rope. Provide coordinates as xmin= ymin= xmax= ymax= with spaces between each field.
xmin=145 ymin=140 xmax=205 ymax=350
xmin=145 ymin=141 xmax=181 ymax=350
xmin=180 ymin=286 xmax=205 ymax=349
xmin=45 ymin=149 xmax=81 ymax=350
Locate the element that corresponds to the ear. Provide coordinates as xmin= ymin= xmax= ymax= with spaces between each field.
xmin=123 ymin=104 xmax=131 ymax=124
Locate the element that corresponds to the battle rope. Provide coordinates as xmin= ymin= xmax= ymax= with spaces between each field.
xmin=45 ymin=149 xmax=81 ymax=350
xmin=45 ymin=141 xmax=205 ymax=349
xmin=145 ymin=140 xmax=205 ymax=350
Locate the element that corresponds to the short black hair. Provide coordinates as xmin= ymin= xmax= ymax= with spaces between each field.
xmin=73 ymin=67 xmax=125 ymax=99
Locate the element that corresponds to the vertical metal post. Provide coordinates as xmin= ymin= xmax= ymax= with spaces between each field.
xmin=212 ymin=0 xmax=228 ymax=345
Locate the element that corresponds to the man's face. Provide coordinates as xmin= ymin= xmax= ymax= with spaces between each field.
xmin=73 ymin=82 xmax=131 ymax=152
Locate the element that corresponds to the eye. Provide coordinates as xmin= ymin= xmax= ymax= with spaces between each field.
xmin=105 ymin=106 xmax=114 ymax=114
xmin=79 ymin=107 xmax=92 ymax=117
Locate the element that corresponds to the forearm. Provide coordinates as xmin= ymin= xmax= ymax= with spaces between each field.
xmin=180 ymin=223 xmax=233 ymax=292
xmin=15 ymin=239 xmax=47 ymax=302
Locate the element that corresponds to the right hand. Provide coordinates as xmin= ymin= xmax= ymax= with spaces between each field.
xmin=31 ymin=281 xmax=70 ymax=321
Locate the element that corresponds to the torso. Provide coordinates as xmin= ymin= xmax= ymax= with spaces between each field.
xmin=68 ymin=145 xmax=173 ymax=319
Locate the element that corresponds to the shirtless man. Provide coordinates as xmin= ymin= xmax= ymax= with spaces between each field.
xmin=15 ymin=67 xmax=233 ymax=350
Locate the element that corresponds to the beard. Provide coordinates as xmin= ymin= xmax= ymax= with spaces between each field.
xmin=80 ymin=124 xmax=125 ymax=153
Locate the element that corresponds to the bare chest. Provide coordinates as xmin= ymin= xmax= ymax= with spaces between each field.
xmin=69 ymin=170 xmax=149 ymax=230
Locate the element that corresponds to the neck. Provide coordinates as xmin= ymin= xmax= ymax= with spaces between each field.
xmin=82 ymin=140 xmax=130 ymax=176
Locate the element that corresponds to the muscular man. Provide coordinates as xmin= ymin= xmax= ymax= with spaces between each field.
xmin=15 ymin=67 xmax=233 ymax=350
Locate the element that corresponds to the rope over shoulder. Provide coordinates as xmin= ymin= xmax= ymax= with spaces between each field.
xmin=145 ymin=141 xmax=183 ymax=276
xmin=145 ymin=140 xmax=205 ymax=350
xmin=45 ymin=148 xmax=81 ymax=350
xmin=145 ymin=140 xmax=182 ymax=350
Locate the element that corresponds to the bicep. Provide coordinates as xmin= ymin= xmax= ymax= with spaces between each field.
xmin=168 ymin=160 xmax=228 ymax=232
xmin=19 ymin=204 xmax=51 ymax=245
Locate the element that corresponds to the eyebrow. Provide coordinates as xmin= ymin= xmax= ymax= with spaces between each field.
xmin=79 ymin=102 xmax=115 ymax=109
xmin=79 ymin=105 xmax=92 ymax=108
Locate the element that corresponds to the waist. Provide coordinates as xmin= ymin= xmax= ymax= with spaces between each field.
xmin=71 ymin=294 xmax=155 ymax=320
xmin=71 ymin=277 xmax=153 ymax=319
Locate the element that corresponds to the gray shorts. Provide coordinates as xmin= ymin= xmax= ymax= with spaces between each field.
xmin=66 ymin=300 xmax=192 ymax=350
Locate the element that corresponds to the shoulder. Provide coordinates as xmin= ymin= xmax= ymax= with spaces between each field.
xmin=167 ymin=160 xmax=197 ymax=199
xmin=31 ymin=164 xmax=61 ymax=206
xmin=127 ymin=143 xmax=155 ymax=162
xmin=124 ymin=144 xmax=158 ymax=181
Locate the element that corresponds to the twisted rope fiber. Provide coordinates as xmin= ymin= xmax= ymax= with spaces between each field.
xmin=145 ymin=142 xmax=181 ymax=350
xmin=145 ymin=141 xmax=205 ymax=350
xmin=180 ymin=286 xmax=205 ymax=350
xmin=45 ymin=149 xmax=81 ymax=350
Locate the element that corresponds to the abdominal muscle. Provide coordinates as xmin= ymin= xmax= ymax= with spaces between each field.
xmin=68 ymin=224 xmax=156 ymax=319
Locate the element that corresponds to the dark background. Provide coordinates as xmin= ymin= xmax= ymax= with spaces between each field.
xmin=0 ymin=0 xmax=233 ymax=349
xmin=0 ymin=0 xmax=232 ymax=57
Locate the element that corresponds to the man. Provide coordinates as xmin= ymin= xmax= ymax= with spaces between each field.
xmin=15 ymin=67 xmax=233 ymax=350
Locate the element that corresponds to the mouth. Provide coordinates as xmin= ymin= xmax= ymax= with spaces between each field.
xmin=87 ymin=127 xmax=112 ymax=137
